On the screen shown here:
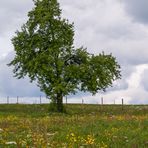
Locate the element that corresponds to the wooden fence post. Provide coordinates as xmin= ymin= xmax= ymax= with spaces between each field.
xmin=82 ymin=99 xmax=84 ymax=104
xmin=66 ymin=96 xmax=67 ymax=104
xmin=122 ymin=98 xmax=124 ymax=110
xmin=17 ymin=96 xmax=19 ymax=104
xmin=101 ymin=97 xmax=103 ymax=105
xmin=40 ymin=96 xmax=42 ymax=104
xmin=7 ymin=96 xmax=9 ymax=104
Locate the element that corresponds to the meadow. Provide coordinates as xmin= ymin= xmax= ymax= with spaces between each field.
xmin=0 ymin=104 xmax=147 ymax=147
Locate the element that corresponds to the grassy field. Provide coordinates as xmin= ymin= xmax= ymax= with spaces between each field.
xmin=0 ymin=104 xmax=147 ymax=147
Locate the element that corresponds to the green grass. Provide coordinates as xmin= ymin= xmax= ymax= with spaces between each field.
xmin=0 ymin=104 xmax=147 ymax=147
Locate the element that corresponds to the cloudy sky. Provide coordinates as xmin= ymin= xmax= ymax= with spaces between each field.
xmin=1 ymin=0 xmax=148 ymax=104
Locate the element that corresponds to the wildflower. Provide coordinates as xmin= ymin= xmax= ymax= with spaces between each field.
xmin=0 ymin=128 xmax=3 ymax=132
xmin=85 ymin=135 xmax=95 ymax=145
xmin=70 ymin=133 xmax=75 ymax=137
xmin=5 ymin=141 xmax=17 ymax=145
xmin=98 ymin=141 xmax=108 ymax=148
xmin=47 ymin=132 xmax=56 ymax=136
xmin=126 ymin=140 xmax=129 ymax=143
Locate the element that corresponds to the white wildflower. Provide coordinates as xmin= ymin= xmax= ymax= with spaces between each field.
xmin=5 ymin=141 xmax=17 ymax=145
xmin=47 ymin=132 xmax=56 ymax=136
xmin=0 ymin=128 xmax=3 ymax=132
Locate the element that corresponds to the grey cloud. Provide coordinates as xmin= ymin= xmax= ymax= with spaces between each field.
xmin=105 ymin=79 xmax=128 ymax=92
xmin=123 ymin=0 xmax=148 ymax=24
xmin=140 ymin=69 xmax=148 ymax=91
xmin=105 ymin=65 xmax=136 ymax=92
xmin=0 ymin=52 xmax=44 ymax=97
xmin=61 ymin=0 xmax=148 ymax=66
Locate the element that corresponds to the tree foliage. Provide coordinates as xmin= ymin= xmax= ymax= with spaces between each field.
xmin=8 ymin=0 xmax=121 ymax=112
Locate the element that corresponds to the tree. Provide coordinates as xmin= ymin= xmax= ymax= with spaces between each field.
xmin=8 ymin=0 xmax=121 ymax=112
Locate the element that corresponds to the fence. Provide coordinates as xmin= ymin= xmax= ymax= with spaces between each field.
xmin=0 ymin=96 xmax=125 ymax=106
xmin=1 ymin=96 xmax=49 ymax=104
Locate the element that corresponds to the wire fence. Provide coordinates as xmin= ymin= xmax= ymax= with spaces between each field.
xmin=0 ymin=96 xmax=49 ymax=104
xmin=0 ymin=96 xmax=125 ymax=106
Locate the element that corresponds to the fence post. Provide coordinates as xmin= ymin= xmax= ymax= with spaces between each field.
xmin=122 ymin=98 xmax=124 ymax=110
xmin=82 ymin=99 xmax=84 ymax=104
xmin=17 ymin=96 xmax=19 ymax=104
xmin=40 ymin=96 xmax=42 ymax=104
xmin=101 ymin=97 xmax=103 ymax=105
xmin=66 ymin=96 xmax=67 ymax=104
xmin=7 ymin=96 xmax=9 ymax=104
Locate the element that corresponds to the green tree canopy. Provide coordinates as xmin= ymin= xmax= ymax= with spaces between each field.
xmin=8 ymin=0 xmax=121 ymax=112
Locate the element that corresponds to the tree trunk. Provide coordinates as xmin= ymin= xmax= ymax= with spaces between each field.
xmin=56 ymin=93 xmax=63 ymax=112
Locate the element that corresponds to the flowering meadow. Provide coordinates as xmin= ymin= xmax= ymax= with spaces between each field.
xmin=0 ymin=104 xmax=147 ymax=147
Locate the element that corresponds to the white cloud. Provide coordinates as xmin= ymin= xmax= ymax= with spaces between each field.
xmin=0 ymin=53 xmax=44 ymax=98
xmin=69 ymin=64 xmax=148 ymax=104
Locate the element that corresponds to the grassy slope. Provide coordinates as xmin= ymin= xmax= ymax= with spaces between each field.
xmin=0 ymin=104 xmax=147 ymax=147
